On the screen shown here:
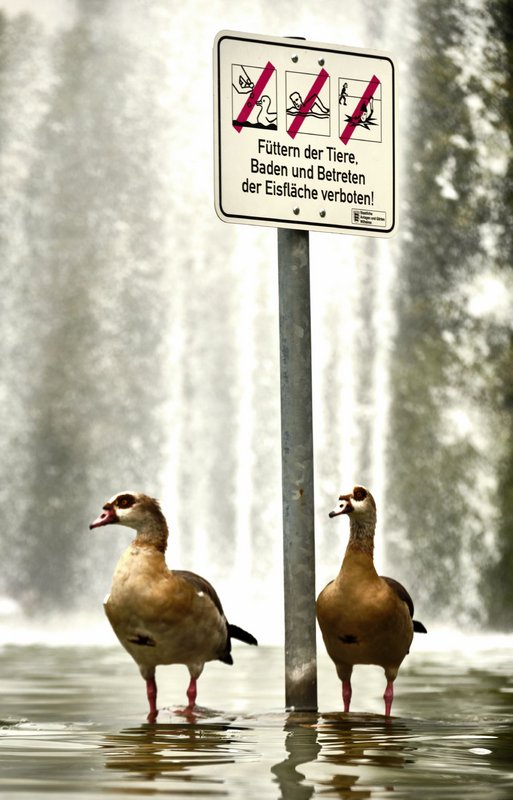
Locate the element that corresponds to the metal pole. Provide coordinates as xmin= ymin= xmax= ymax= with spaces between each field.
xmin=277 ymin=227 xmax=318 ymax=712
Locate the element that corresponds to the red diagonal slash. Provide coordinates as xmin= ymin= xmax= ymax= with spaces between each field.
xmin=233 ymin=61 xmax=276 ymax=132
xmin=287 ymin=68 xmax=329 ymax=139
xmin=340 ymin=74 xmax=380 ymax=145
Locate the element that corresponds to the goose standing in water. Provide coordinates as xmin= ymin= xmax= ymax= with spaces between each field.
xmin=90 ymin=491 xmax=257 ymax=721
xmin=316 ymin=486 xmax=426 ymax=716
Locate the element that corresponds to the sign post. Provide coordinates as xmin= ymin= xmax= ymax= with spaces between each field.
xmin=213 ymin=30 xmax=396 ymax=711
xmin=278 ymin=227 xmax=317 ymax=711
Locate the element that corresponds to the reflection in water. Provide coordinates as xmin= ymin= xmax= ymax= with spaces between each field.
xmin=271 ymin=713 xmax=321 ymax=800
xmin=314 ymin=715 xmax=412 ymax=798
xmin=269 ymin=709 xmax=513 ymax=799
xmin=272 ymin=713 xmax=414 ymax=799
xmin=102 ymin=718 xmax=254 ymax=787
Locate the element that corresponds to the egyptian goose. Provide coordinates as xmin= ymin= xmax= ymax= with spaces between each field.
xmin=90 ymin=491 xmax=257 ymax=720
xmin=316 ymin=486 xmax=426 ymax=716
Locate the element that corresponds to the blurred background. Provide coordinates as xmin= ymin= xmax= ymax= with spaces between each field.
xmin=0 ymin=0 xmax=512 ymax=644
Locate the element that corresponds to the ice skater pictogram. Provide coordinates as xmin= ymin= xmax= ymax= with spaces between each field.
xmin=339 ymin=75 xmax=382 ymax=144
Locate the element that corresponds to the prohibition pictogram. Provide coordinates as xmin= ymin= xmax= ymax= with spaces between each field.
xmin=286 ymin=67 xmax=330 ymax=139
xmin=233 ymin=61 xmax=276 ymax=132
xmin=340 ymin=74 xmax=381 ymax=145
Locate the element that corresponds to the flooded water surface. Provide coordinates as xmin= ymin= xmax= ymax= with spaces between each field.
xmin=1 ymin=637 xmax=513 ymax=799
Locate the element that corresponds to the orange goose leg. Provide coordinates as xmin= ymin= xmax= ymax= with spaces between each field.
xmin=146 ymin=676 xmax=158 ymax=722
xmin=342 ymin=680 xmax=352 ymax=712
xmin=186 ymin=677 xmax=197 ymax=710
xmin=384 ymin=681 xmax=394 ymax=716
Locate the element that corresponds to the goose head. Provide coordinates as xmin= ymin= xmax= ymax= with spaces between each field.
xmin=90 ymin=491 xmax=169 ymax=551
xmin=89 ymin=491 xmax=163 ymax=532
xmin=329 ymin=485 xmax=376 ymax=524
xmin=256 ymin=94 xmax=271 ymax=110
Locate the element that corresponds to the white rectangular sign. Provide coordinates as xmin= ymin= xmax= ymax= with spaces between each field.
xmin=213 ymin=30 xmax=396 ymax=237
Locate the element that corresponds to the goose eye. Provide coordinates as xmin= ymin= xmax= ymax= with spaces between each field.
xmin=353 ymin=487 xmax=367 ymax=502
xmin=117 ymin=494 xmax=135 ymax=509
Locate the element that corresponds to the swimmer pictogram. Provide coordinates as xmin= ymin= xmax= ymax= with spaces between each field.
xmin=286 ymin=68 xmax=331 ymax=139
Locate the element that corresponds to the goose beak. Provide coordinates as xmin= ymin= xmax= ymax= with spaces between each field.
xmin=329 ymin=495 xmax=353 ymax=518
xmin=89 ymin=506 xmax=117 ymax=529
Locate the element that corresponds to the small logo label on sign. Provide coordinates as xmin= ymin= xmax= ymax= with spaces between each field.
xmin=351 ymin=209 xmax=387 ymax=227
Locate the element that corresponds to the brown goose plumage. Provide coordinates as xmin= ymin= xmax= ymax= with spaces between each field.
xmin=316 ymin=486 xmax=426 ymax=716
xmin=90 ymin=491 xmax=257 ymax=720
